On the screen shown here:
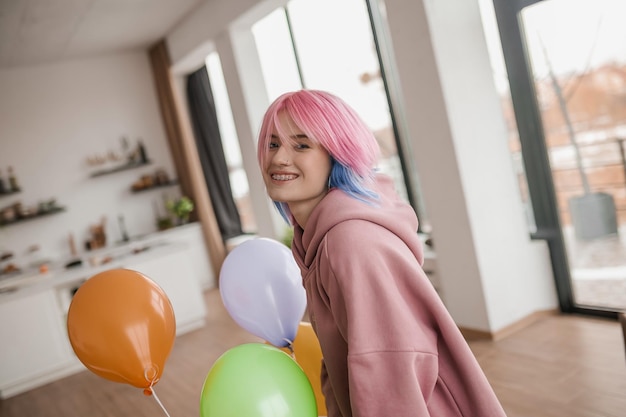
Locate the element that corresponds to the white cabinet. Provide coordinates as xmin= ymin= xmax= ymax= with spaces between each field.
xmin=0 ymin=289 xmax=81 ymax=398
xmin=137 ymin=222 xmax=215 ymax=290
xmin=127 ymin=245 xmax=207 ymax=335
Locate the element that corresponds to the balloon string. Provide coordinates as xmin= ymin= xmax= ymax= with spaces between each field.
xmin=144 ymin=367 xmax=170 ymax=417
xmin=151 ymin=387 xmax=172 ymax=417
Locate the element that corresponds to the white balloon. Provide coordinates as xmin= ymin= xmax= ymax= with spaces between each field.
xmin=219 ymin=238 xmax=306 ymax=347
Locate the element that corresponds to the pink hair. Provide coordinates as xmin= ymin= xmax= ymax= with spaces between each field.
xmin=257 ymin=90 xmax=380 ymax=176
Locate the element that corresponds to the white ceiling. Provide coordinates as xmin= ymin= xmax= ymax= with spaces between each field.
xmin=0 ymin=0 xmax=204 ymax=69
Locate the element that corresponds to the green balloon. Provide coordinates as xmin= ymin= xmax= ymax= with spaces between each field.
xmin=200 ymin=343 xmax=318 ymax=417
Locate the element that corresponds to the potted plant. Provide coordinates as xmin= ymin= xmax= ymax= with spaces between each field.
xmin=166 ymin=196 xmax=194 ymax=226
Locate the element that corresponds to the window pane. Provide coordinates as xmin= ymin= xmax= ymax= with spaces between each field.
xmin=251 ymin=0 xmax=428 ymax=229
xmin=287 ymin=0 xmax=409 ymax=202
xmin=520 ymin=0 xmax=626 ymax=311
xmin=251 ymin=9 xmax=303 ymax=101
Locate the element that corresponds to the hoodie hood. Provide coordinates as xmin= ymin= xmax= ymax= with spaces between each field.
xmin=292 ymin=174 xmax=423 ymax=273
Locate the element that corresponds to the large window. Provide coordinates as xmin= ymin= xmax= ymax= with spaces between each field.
xmin=203 ymin=0 xmax=430 ymax=237
xmin=488 ymin=0 xmax=626 ymax=314
xmin=251 ymin=0 xmax=420 ymax=219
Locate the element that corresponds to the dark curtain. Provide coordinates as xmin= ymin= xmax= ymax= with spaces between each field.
xmin=186 ymin=66 xmax=243 ymax=241
xmin=149 ymin=40 xmax=226 ymax=275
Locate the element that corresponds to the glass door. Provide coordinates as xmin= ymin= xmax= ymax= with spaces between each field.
xmin=493 ymin=0 xmax=626 ymax=314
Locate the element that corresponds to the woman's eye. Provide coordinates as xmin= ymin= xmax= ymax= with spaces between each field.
xmin=295 ymin=143 xmax=310 ymax=150
xmin=268 ymin=142 xmax=279 ymax=149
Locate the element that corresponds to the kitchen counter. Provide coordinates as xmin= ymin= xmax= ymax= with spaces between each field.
xmin=0 ymin=221 xmax=215 ymax=300
xmin=0 ymin=240 xmax=175 ymax=302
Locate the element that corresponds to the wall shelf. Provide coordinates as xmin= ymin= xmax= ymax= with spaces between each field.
xmin=0 ymin=190 xmax=21 ymax=199
xmin=0 ymin=207 xmax=66 ymax=227
xmin=131 ymin=180 xmax=179 ymax=193
xmin=89 ymin=160 xmax=151 ymax=178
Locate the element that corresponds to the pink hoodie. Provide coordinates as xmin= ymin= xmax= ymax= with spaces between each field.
xmin=291 ymin=175 xmax=507 ymax=417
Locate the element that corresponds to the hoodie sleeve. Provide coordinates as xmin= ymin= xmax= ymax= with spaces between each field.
xmin=319 ymin=219 xmax=444 ymax=417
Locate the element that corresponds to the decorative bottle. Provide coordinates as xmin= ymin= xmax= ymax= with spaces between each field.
xmin=137 ymin=139 xmax=148 ymax=163
xmin=8 ymin=166 xmax=20 ymax=192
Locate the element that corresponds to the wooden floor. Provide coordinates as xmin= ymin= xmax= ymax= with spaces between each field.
xmin=1 ymin=289 xmax=625 ymax=417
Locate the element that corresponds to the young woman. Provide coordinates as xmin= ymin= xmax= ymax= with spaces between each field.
xmin=257 ymin=89 xmax=507 ymax=417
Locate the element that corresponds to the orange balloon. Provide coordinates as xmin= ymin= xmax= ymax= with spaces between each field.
xmin=67 ymin=268 xmax=176 ymax=393
xmin=280 ymin=322 xmax=327 ymax=416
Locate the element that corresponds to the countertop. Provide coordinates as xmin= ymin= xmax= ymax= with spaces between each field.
xmin=0 ymin=222 xmax=206 ymax=297
xmin=0 ymin=239 xmax=186 ymax=302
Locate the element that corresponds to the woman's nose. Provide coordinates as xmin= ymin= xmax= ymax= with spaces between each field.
xmin=274 ymin=146 xmax=291 ymax=165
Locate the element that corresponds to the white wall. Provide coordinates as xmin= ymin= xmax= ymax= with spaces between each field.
xmin=0 ymin=52 xmax=179 ymax=266
xmin=167 ymin=0 xmax=558 ymax=333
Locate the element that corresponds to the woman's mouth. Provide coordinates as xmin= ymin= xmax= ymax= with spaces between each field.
xmin=271 ymin=173 xmax=297 ymax=181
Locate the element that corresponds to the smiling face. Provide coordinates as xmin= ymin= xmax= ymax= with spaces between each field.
xmin=262 ymin=111 xmax=332 ymax=227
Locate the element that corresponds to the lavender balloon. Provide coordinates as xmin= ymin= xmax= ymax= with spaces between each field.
xmin=219 ymin=238 xmax=306 ymax=347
